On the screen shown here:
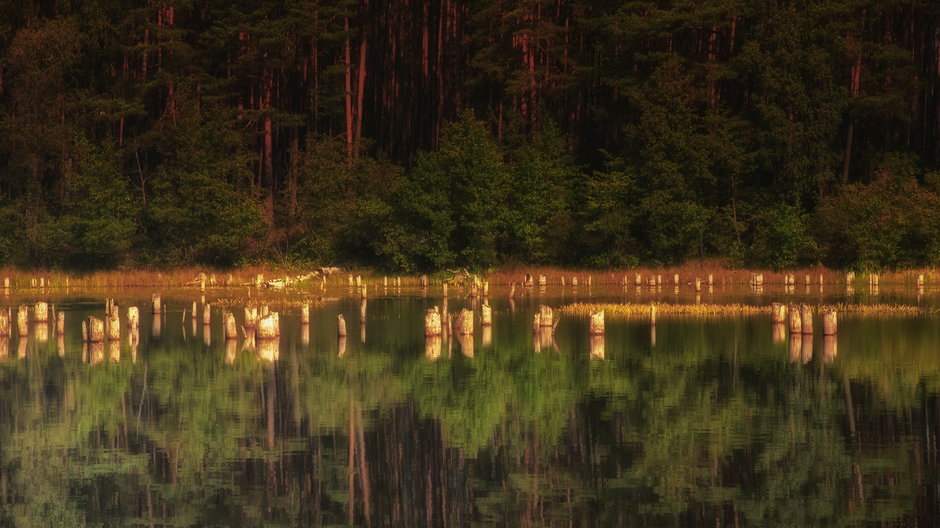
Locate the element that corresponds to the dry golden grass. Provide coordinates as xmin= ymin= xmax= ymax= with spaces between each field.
xmin=561 ymin=302 xmax=770 ymax=317
xmin=561 ymin=301 xmax=934 ymax=318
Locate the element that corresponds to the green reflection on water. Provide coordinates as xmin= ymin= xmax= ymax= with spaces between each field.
xmin=0 ymin=288 xmax=937 ymax=527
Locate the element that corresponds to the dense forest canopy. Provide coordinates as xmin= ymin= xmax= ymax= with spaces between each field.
xmin=0 ymin=0 xmax=938 ymax=271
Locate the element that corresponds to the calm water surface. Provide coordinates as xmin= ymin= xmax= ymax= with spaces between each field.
xmin=1 ymin=283 xmax=939 ymax=527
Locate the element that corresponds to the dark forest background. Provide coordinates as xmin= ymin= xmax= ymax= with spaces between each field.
xmin=1 ymin=0 xmax=939 ymax=271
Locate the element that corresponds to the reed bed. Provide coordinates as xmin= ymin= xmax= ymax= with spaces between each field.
xmin=561 ymin=302 xmax=770 ymax=318
xmin=835 ymin=303 xmax=935 ymax=316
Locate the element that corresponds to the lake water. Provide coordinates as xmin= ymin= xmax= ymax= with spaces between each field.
xmin=1 ymin=283 xmax=939 ymax=527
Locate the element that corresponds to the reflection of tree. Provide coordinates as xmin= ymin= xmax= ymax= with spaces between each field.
xmin=0 ymin=317 xmax=938 ymax=525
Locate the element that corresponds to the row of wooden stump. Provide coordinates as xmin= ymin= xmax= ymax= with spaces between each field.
xmin=771 ymin=302 xmax=838 ymax=335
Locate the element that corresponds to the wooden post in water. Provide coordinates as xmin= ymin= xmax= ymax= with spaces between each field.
xmin=649 ymin=305 xmax=657 ymax=326
xmin=456 ymin=308 xmax=473 ymax=335
xmin=673 ymin=273 xmax=679 ymax=285
xmin=152 ymin=294 xmax=162 ymax=315
xmin=800 ymin=304 xmax=814 ymax=334
xmin=443 ymin=283 xmax=448 ymax=297
xmin=572 ymin=276 xmax=578 ymax=287
xmin=539 ymin=305 xmax=554 ymax=328
xmin=17 ymin=307 xmax=28 ymax=337
xmin=337 ymin=315 xmax=347 ymax=337
xmin=224 ymin=312 xmax=238 ymax=340
xmin=361 ymin=284 xmax=368 ymax=299
xmin=538 ymin=275 xmax=547 ymax=287
xmin=483 ymin=281 xmax=489 ymax=297
xmin=821 ymin=308 xmax=837 ymax=335
xmin=707 ymin=273 xmax=714 ymax=286
xmin=788 ymin=304 xmax=802 ymax=334
xmin=34 ymin=302 xmax=48 ymax=323
xmin=257 ymin=313 xmax=279 ymax=339
xmin=425 ymin=307 xmax=442 ymax=337
xmin=917 ymin=274 xmax=925 ymax=288
xmin=107 ymin=308 xmax=120 ymax=341
xmin=533 ymin=313 xmax=541 ymax=334
xmin=203 ymin=303 xmax=211 ymax=326
xmin=192 ymin=301 xmax=197 ymax=320
xmin=301 ymin=304 xmax=310 ymax=325
xmin=245 ymin=306 xmax=258 ymax=328
xmin=634 ymin=273 xmax=642 ymax=286
xmin=771 ymin=303 xmax=788 ymax=324
xmin=589 ymin=310 xmax=605 ymax=335
xmin=694 ymin=278 xmax=701 ymax=292
xmin=846 ymin=271 xmax=855 ymax=285
xmin=421 ymin=275 xmax=429 ymax=287
xmin=88 ymin=317 xmax=105 ymax=343
xmin=481 ymin=303 xmax=492 ymax=326
xmin=2 ymin=277 xmax=8 ymax=289
xmin=127 ymin=307 xmax=139 ymax=330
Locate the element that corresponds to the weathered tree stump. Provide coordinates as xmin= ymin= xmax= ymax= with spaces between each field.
xmin=707 ymin=273 xmax=714 ymax=285
xmin=337 ymin=314 xmax=347 ymax=337
xmin=34 ymin=302 xmax=49 ymax=323
xmin=650 ymin=304 xmax=657 ymax=326
xmin=107 ymin=308 xmax=120 ymax=341
xmin=589 ymin=310 xmax=605 ymax=335
xmin=127 ymin=307 xmax=139 ymax=330
xmin=788 ymin=304 xmax=802 ymax=334
xmin=443 ymin=283 xmax=449 ymax=297
xmin=673 ymin=273 xmax=680 ymax=285
xmin=846 ymin=271 xmax=855 ymax=284
xmin=634 ymin=273 xmax=642 ymax=286
xmin=244 ymin=306 xmax=258 ymax=328
xmin=224 ymin=312 xmax=238 ymax=340
xmin=203 ymin=303 xmax=211 ymax=326
xmin=821 ymin=307 xmax=837 ymax=335
xmin=917 ymin=274 xmax=925 ymax=288
xmin=88 ymin=317 xmax=105 ymax=343
xmin=192 ymin=301 xmax=197 ymax=320
xmin=152 ymin=294 xmax=162 ymax=314
xmin=301 ymin=304 xmax=310 ymax=325
xmin=694 ymin=278 xmax=701 ymax=292
xmin=539 ymin=305 xmax=554 ymax=327
xmin=481 ymin=303 xmax=492 ymax=326
xmin=538 ymin=275 xmax=547 ymax=286
xmin=421 ymin=275 xmax=429 ymax=287
xmin=425 ymin=306 xmax=442 ymax=337
xmin=771 ymin=303 xmax=788 ymax=324
xmin=455 ymin=308 xmax=474 ymax=336
xmin=800 ymin=304 xmax=813 ymax=334
xmin=257 ymin=313 xmax=279 ymax=339
xmin=533 ymin=313 xmax=541 ymax=334
xmin=572 ymin=276 xmax=579 ymax=286
xmin=483 ymin=281 xmax=489 ymax=296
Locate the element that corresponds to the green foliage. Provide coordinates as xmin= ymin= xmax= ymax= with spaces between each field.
xmin=748 ymin=203 xmax=815 ymax=270
xmin=815 ymin=170 xmax=940 ymax=269
xmin=58 ymin=136 xmax=136 ymax=268
xmin=390 ymin=111 xmax=509 ymax=270
xmin=504 ymin=121 xmax=575 ymax=263
xmin=293 ymin=135 xmax=402 ymax=266
xmin=143 ymin=109 xmax=263 ymax=266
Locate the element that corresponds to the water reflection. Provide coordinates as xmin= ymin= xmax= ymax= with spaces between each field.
xmin=425 ymin=336 xmax=441 ymax=360
xmin=0 ymin=290 xmax=939 ymax=527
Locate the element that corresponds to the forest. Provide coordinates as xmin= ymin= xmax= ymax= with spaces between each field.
xmin=1 ymin=0 xmax=939 ymax=271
